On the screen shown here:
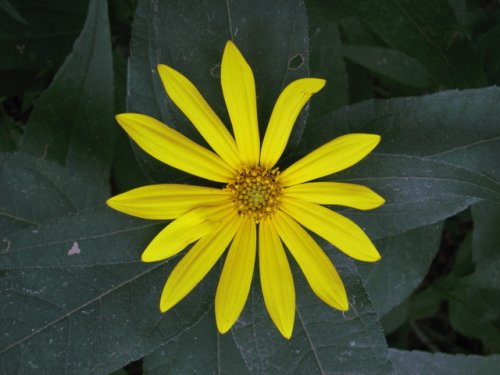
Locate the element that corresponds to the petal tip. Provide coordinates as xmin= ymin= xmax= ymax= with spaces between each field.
xmin=216 ymin=319 xmax=232 ymax=335
xmin=278 ymin=325 xmax=293 ymax=340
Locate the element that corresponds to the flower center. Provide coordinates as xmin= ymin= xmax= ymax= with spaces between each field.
xmin=226 ymin=166 xmax=282 ymax=223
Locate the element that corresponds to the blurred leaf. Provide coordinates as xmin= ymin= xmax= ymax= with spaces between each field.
xmin=0 ymin=153 xmax=107 ymax=240
xmin=0 ymin=116 xmax=20 ymax=151
xmin=449 ymin=288 xmax=500 ymax=351
xmin=307 ymin=5 xmax=348 ymax=116
xmin=127 ymin=0 xmax=310 ymax=183
xmin=340 ymin=17 xmax=378 ymax=45
xmin=359 ymin=222 xmax=444 ymax=317
xmin=342 ymin=45 xmax=431 ymax=88
xmin=19 ymin=0 xmax=114 ymax=181
xmin=0 ymin=0 xmax=88 ymax=70
xmin=470 ymin=201 xmax=500 ymax=289
xmin=389 ymin=349 xmax=500 ymax=374
xmin=477 ymin=24 xmax=500 ymax=85
xmin=336 ymin=0 xmax=487 ymax=88
xmin=0 ymin=0 xmax=27 ymax=24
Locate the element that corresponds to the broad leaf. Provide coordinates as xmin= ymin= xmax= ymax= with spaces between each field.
xmin=342 ymin=45 xmax=430 ymax=88
xmin=230 ymin=251 xmax=392 ymax=375
xmin=144 ymin=309 xmax=251 ymax=375
xmin=359 ymin=222 xmax=444 ymax=316
xmin=301 ymin=87 xmax=500 ymax=238
xmin=335 ymin=0 xmax=487 ymax=88
xmin=389 ymin=349 xmax=500 ymax=375
xmin=19 ymin=0 xmax=114 ymax=181
xmin=0 ymin=153 xmax=106 ymax=240
xmin=307 ymin=3 xmax=348 ymax=117
xmin=127 ymin=0 xmax=309 ymax=183
xmin=0 ymin=0 xmax=88 ymax=70
xmin=470 ymin=201 xmax=500 ymax=289
xmin=143 ymin=248 xmax=393 ymax=375
xmin=0 ymin=261 xmax=220 ymax=374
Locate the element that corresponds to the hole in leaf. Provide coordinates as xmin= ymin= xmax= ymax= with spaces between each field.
xmin=288 ymin=54 xmax=304 ymax=70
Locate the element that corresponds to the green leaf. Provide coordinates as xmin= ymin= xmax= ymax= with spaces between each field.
xmin=127 ymin=0 xmax=309 ymax=182
xmin=389 ymin=349 xmax=500 ymax=375
xmin=358 ymin=222 xmax=444 ymax=317
xmin=19 ymin=0 xmax=114 ymax=181
xmin=0 ymin=116 xmax=20 ymax=152
xmin=335 ymin=0 xmax=487 ymax=88
xmin=0 ymin=208 xmax=163 ymax=269
xmin=307 ymin=4 xmax=348 ymax=116
xmin=0 ymin=0 xmax=28 ymax=24
xmin=470 ymin=201 xmax=500 ymax=289
xmin=449 ymin=287 xmax=500 ymax=351
xmin=144 ymin=249 xmax=392 ymax=375
xmin=302 ymin=87 xmax=500 ymax=238
xmin=342 ymin=45 xmax=431 ymax=88
xmin=336 ymin=154 xmax=497 ymax=239
xmin=0 ymin=0 xmax=88 ymax=70
xmin=477 ymin=24 xmax=500 ymax=85
xmin=144 ymin=310 xmax=251 ymax=375
xmin=0 ymin=153 xmax=107 ymax=239
xmin=0 ymin=261 xmax=220 ymax=374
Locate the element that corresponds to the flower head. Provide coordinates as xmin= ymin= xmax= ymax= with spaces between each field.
xmin=107 ymin=41 xmax=384 ymax=339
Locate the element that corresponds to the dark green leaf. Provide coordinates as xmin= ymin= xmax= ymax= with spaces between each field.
xmin=335 ymin=0 xmax=487 ymax=88
xmin=0 ymin=261 xmax=219 ymax=374
xmin=302 ymin=87 xmax=500 ymax=238
xmin=230 ymin=250 xmax=392 ymax=375
xmin=477 ymin=24 xmax=500 ymax=85
xmin=127 ymin=0 xmax=309 ymax=182
xmin=307 ymin=5 xmax=348 ymax=116
xmin=0 ymin=116 xmax=20 ymax=152
xmin=0 ymin=153 xmax=107 ymax=239
xmin=0 ymin=0 xmax=88 ymax=70
xmin=449 ymin=287 xmax=500 ymax=351
xmin=470 ymin=201 xmax=500 ymax=289
xmin=342 ymin=45 xmax=431 ymax=88
xmin=389 ymin=349 xmax=500 ymax=375
xmin=0 ymin=208 xmax=163 ymax=269
xmin=359 ymin=222 xmax=443 ymax=316
xmin=144 ymin=310 xmax=251 ymax=375
xmin=0 ymin=0 xmax=27 ymax=24
xmin=337 ymin=154 xmax=496 ymax=240
xmin=19 ymin=0 xmax=114 ymax=181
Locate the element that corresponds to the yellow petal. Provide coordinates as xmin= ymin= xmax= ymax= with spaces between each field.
xmin=279 ymin=134 xmax=381 ymax=186
xmin=221 ymin=41 xmax=260 ymax=166
xmin=260 ymin=78 xmax=326 ymax=169
xmin=284 ymin=182 xmax=385 ymax=210
xmin=116 ymin=113 xmax=234 ymax=182
xmin=160 ymin=213 xmax=242 ymax=312
xmin=258 ymin=219 xmax=295 ymax=339
xmin=157 ymin=64 xmax=242 ymax=170
xmin=215 ymin=217 xmax=256 ymax=334
xmin=106 ymin=184 xmax=231 ymax=220
xmin=280 ymin=197 xmax=380 ymax=262
xmin=272 ymin=211 xmax=348 ymax=311
xmin=141 ymin=204 xmax=233 ymax=262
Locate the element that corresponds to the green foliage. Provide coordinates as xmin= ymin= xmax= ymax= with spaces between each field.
xmin=1 ymin=0 xmax=500 ymax=374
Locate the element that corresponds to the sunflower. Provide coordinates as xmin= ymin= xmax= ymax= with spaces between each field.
xmin=107 ymin=41 xmax=384 ymax=338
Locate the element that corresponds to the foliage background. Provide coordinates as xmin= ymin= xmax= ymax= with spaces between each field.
xmin=1 ymin=0 xmax=500 ymax=374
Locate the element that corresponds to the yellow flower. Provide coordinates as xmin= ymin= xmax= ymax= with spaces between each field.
xmin=107 ymin=41 xmax=384 ymax=339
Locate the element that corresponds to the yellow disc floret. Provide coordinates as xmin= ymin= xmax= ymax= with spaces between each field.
xmin=226 ymin=167 xmax=282 ymax=222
